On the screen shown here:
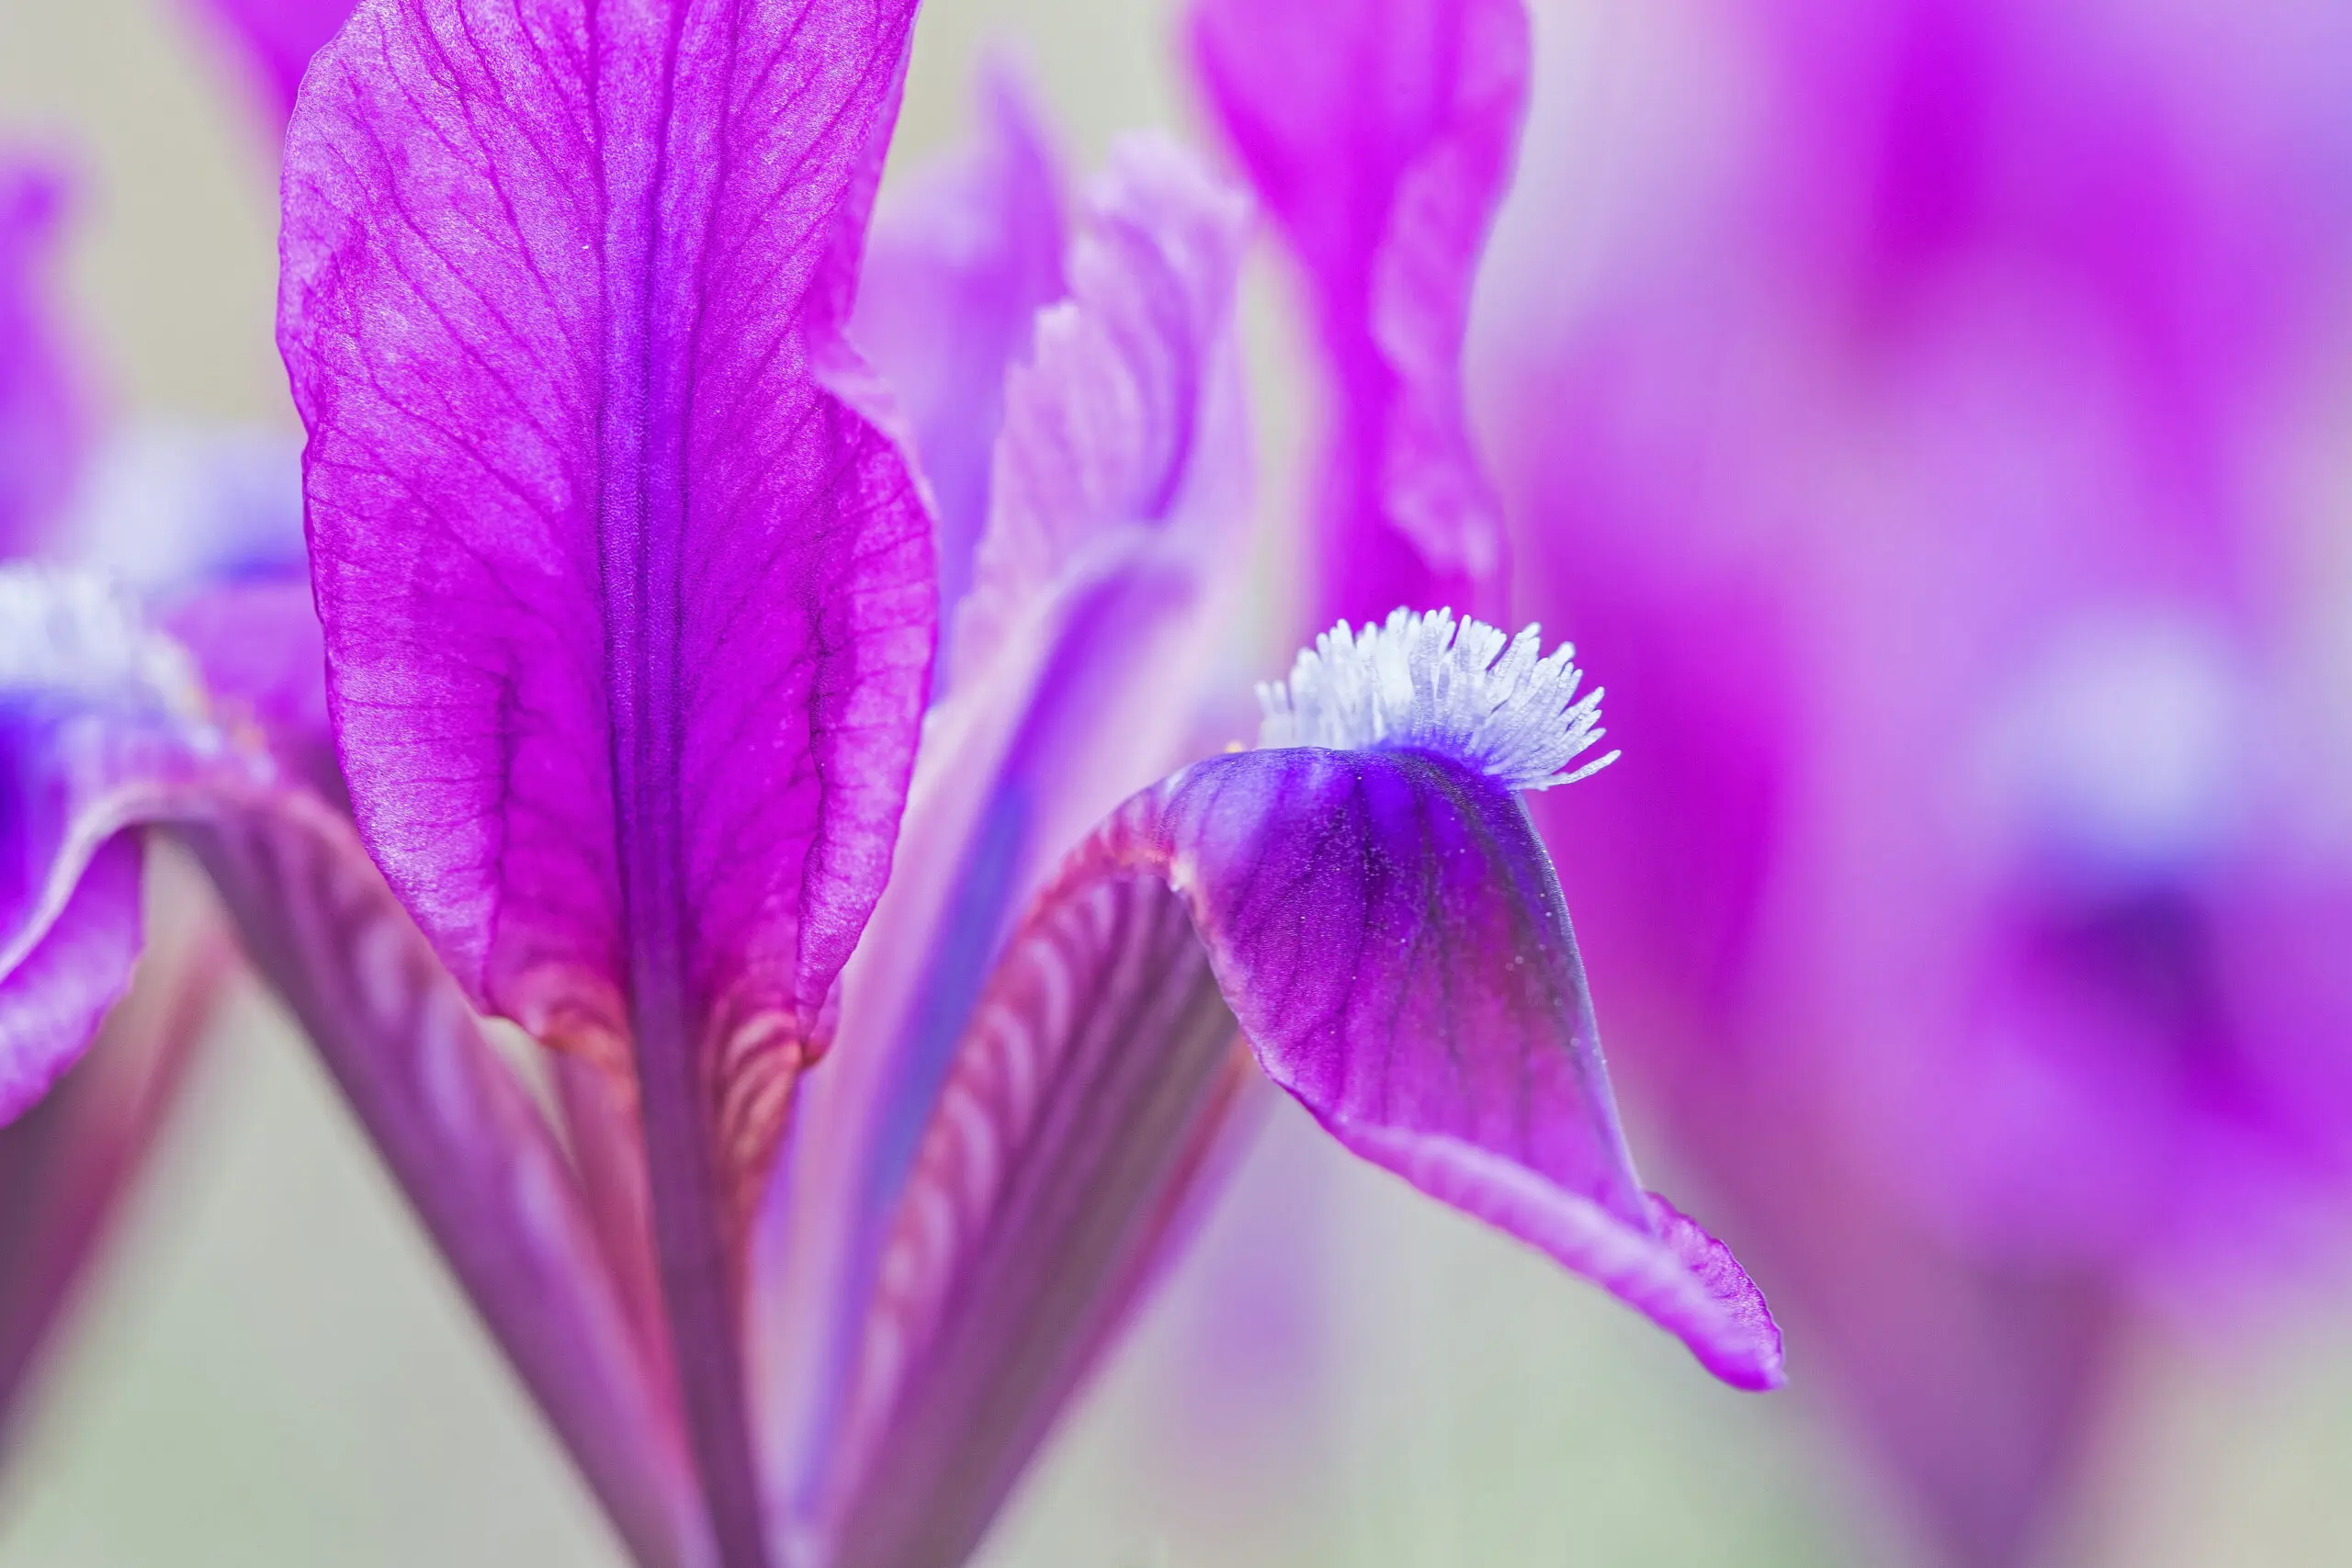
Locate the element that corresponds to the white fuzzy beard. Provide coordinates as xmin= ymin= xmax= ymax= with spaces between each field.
xmin=1256 ymin=607 xmax=1618 ymax=791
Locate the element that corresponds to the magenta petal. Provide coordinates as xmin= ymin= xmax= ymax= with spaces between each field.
xmin=815 ymin=873 xmax=1245 ymax=1568
xmin=0 ymin=907 xmax=226 ymax=1442
xmin=280 ymin=6 xmax=934 ymax=1555
xmin=282 ymin=0 xmax=933 ymax=1100
xmin=0 ymin=837 xmax=142 ymax=1126
xmin=1190 ymin=0 xmax=1525 ymax=626
xmin=758 ymin=141 xmax=1251 ymax=1512
xmin=850 ymin=66 xmax=1067 ymax=682
xmin=183 ymin=794 xmax=712 ymax=1568
xmin=0 ymin=161 xmax=86 ymax=558
xmin=1 ymin=570 xmax=239 ymax=1124
xmin=1132 ymin=747 xmax=1782 ymax=1387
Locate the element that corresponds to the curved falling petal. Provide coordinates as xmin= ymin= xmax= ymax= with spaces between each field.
xmin=1128 ymin=745 xmax=1782 ymax=1389
xmin=0 ymin=840 xmax=145 ymax=1126
xmin=0 ymin=906 xmax=227 ymax=1450
xmin=0 ymin=568 xmax=714 ymax=1566
xmin=279 ymin=6 xmax=936 ymax=1553
xmin=1190 ymin=0 xmax=1526 ymax=624
xmin=0 ymin=570 xmax=244 ymax=1122
xmin=800 ymin=620 xmax=1780 ymax=1564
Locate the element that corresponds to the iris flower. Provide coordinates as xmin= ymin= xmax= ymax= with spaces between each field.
xmin=0 ymin=155 xmax=291 ymax=1449
xmin=1472 ymin=0 xmax=2352 ymax=1562
xmin=3 ymin=1 xmax=1781 ymax=1564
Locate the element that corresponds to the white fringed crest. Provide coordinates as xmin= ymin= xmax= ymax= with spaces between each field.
xmin=0 ymin=564 xmax=211 ymax=725
xmin=1256 ymin=608 xmax=1619 ymax=790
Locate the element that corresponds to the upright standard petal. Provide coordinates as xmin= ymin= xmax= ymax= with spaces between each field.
xmin=850 ymin=66 xmax=1066 ymax=688
xmin=1190 ymin=0 xmax=1527 ymax=625
xmin=802 ymin=614 xmax=1776 ymax=1566
xmin=0 ymin=161 xmax=86 ymax=558
xmin=279 ymin=6 xmax=934 ymax=1559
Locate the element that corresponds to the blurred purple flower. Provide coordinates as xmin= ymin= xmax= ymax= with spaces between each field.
xmin=2 ymin=2 xmax=1781 ymax=1564
xmin=0 ymin=166 xmax=85 ymax=561
xmin=1467 ymin=0 xmax=2352 ymax=1561
xmin=1191 ymin=0 xmax=1526 ymax=630
xmin=0 ymin=156 xmax=276 ymax=1452
xmin=188 ymin=0 xmax=355 ymax=131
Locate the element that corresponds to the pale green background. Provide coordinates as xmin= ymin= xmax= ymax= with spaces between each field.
xmin=4 ymin=1 xmax=2352 ymax=1563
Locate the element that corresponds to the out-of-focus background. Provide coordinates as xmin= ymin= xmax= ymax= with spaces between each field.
xmin=5 ymin=1 xmax=2352 ymax=1563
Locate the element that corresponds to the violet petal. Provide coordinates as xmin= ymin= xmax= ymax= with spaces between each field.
xmin=1131 ymin=746 xmax=1781 ymax=1387
xmin=0 ymin=838 xmax=144 ymax=1127
xmin=757 ymin=141 xmax=1250 ymax=1513
xmin=1189 ymin=0 xmax=1526 ymax=625
xmin=0 ymin=904 xmax=228 ymax=1444
xmin=182 ymin=792 xmax=715 ymax=1568
xmin=0 ymin=569 xmax=711 ymax=1563
xmin=799 ymin=737 xmax=1775 ymax=1557
xmin=0 ymin=160 xmax=85 ymax=559
xmin=0 ymin=570 xmax=238 ymax=1124
xmin=280 ymin=8 xmax=940 ymax=1551
xmin=850 ymin=66 xmax=1067 ymax=684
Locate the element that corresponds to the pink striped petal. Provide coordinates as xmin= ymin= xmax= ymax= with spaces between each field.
xmin=0 ymin=910 xmax=228 ymax=1442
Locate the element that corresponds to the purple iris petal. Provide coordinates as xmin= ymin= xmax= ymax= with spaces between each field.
xmin=278 ymin=5 xmax=934 ymax=1557
xmin=0 ymin=162 xmax=86 ymax=560
xmin=850 ymin=65 xmax=1066 ymax=688
xmin=0 ymin=908 xmax=226 ymax=1443
xmin=788 ymin=719 xmax=1776 ymax=1566
xmin=820 ymin=869 xmax=1245 ymax=1568
xmin=0 ymin=838 xmax=144 ymax=1126
xmin=1136 ymin=745 xmax=1782 ymax=1388
xmin=185 ymin=791 xmax=714 ymax=1568
xmin=1190 ymin=0 xmax=1525 ymax=625
xmin=0 ymin=568 xmax=716 ymax=1564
